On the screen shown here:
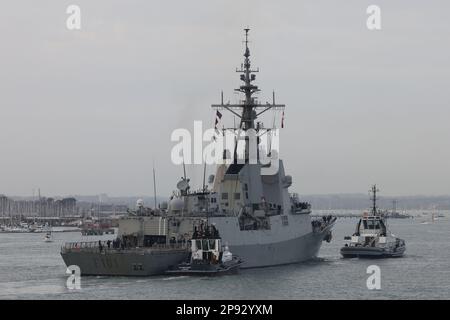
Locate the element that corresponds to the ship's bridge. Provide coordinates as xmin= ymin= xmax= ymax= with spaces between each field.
xmin=357 ymin=215 xmax=387 ymax=236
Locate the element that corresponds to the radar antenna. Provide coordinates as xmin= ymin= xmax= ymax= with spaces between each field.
xmin=211 ymin=28 xmax=286 ymax=163
xmin=370 ymin=184 xmax=379 ymax=216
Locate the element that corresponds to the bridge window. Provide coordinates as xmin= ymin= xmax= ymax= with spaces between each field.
xmin=363 ymin=220 xmax=380 ymax=229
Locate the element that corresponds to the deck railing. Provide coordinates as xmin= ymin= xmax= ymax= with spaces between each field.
xmin=61 ymin=241 xmax=189 ymax=253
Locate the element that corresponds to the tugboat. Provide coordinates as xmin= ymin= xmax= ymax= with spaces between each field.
xmin=340 ymin=185 xmax=406 ymax=258
xmin=166 ymin=223 xmax=243 ymax=276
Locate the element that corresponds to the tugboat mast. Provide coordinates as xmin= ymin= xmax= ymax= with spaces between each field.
xmin=370 ymin=184 xmax=379 ymax=216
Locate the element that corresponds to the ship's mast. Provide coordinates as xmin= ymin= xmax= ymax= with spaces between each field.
xmin=211 ymin=28 xmax=285 ymax=163
xmin=236 ymin=28 xmax=260 ymax=130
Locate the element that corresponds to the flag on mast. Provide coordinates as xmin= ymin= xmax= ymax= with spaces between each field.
xmin=281 ymin=111 xmax=285 ymax=128
xmin=214 ymin=110 xmax=222 ymax=130
xmin=213 ymin=110 xmax=223 ymax=141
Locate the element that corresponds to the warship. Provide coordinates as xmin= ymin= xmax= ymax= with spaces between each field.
xmin=61 ymin=29 xmax=336 ymax=275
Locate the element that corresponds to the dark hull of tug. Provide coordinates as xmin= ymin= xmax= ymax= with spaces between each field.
xmin=340 ymin=246 xmax=405 ymax=258
xmin=166 ymin=259 xmax=243 ymax=276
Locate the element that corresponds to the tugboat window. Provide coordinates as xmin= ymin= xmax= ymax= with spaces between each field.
xmin=209 ymin=240 xmax=216 ymax=250
xmin=202 ymin=240 xmax=209 ymax=250
xmin=363 ymin=220 xmax=380 ymax=229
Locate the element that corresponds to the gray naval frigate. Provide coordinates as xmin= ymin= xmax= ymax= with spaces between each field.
xmin=61 ymin=29 xmax=336 ymax=276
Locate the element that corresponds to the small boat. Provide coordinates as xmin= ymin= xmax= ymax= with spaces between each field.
xmin=421 ymin=212 xmax=437 ymax=224
xmin=166 ymin=223 xmax=243 ymax=276
xmin=341 ymin=185 xmax=406 ymax=258
xmin=44 ymin=225 xmax=53 ymax=242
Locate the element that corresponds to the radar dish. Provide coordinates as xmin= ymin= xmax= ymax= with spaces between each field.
xmin=177 ymin=179 xmax=189 ymax=191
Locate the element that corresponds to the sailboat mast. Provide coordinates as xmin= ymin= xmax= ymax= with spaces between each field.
xmin=202 ymin=162 xmax=207 ymax=192
xmin=182 ymin=156 xmax=187 ymax=181
xmin=38 ymin=188 xmax=41 ymax=217
xmin=153 ymin=164 xmax=157 ymax=209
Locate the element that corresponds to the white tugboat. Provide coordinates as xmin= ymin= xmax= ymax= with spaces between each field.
xmin=166 ymin=223 xmax=243 ymax=276
xmin=341 ymin=185 xmax=406 ymax=258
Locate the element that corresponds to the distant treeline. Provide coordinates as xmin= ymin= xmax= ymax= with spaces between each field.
xmin=303 ymin=194 xmax=450 ymax=210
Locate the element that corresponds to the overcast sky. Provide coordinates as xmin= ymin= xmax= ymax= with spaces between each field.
xmin=1 ymin=0 xmax=449 ymax=198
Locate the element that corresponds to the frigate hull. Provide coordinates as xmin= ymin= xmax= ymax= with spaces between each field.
xmin=61 ymin=234 xmax=325 ymax=276
xmin=60 ymin=230 xmax=328 ymax=276
xmin=209 ymin=213 xmax=334 ymax=268
xmin=61 ymin=250 xmax=189 ymax=276
xmin=231 ymin=231 xmax=326 ymax=268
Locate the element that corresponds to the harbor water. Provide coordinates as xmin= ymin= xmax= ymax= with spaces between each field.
xmin=1 ymin=212 xmax=449 ymax=300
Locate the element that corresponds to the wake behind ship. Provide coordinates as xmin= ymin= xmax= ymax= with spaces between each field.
xmin=61 ymin=29 xmax=336 ymax=276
